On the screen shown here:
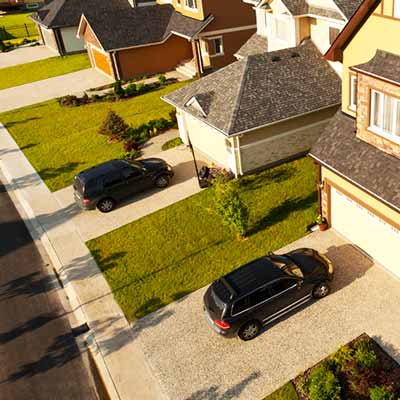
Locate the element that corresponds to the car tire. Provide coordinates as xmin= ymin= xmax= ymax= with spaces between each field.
xmin=97 ymin=198 xmax=116 ymax=213
xmin=238 ymin=320 xmax=261 ymax=341
xmin=155 ymin=174 xmax=170 ymax=188
xmin=312 ymin=281 xmax=331 ymax=299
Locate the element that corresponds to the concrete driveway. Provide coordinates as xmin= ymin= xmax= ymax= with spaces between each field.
xmin=0 ymin=68 xmax=112 ymax=112
xmin=54 ymin=145 xmax=208 ymax=242
xmin=0 ymin=45 xmax=56 ymax=69
xmin=133 ymin=230 xmax=400 ymax=400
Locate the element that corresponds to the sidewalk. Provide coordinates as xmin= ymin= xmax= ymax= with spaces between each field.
xmin=0 ymin=123 xmax=166 ymax=400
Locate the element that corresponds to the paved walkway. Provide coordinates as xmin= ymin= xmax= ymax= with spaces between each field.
xmin=0 ymin=68 xmax=112 ymax=112
xmin=0 ymin=45 xmax=56 ymax=69
xmin=54 ymin=143 xmax=207 ymax=242
xmin=135 ymin=230 xmax=400 ymax=400
xmin=140 ymin=129 xmax=179 ymax=158
xmin=0 ymin=124 xmax=166 ymax=400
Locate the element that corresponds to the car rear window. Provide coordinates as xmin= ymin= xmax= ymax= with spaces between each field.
xmin=73 ymin=176 xmax=84 ymax=194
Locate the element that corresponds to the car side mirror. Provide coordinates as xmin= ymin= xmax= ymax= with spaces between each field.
xmin=296 ymin=281 xmax=303 ymax=289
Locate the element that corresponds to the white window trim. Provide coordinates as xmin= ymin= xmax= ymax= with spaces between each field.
xmin=349 ymin=74 xmax=357 ymax=111
xmin=209 ymin=36 xmax=224 ymax=57
xmin=184 ymin=0 xmax=198 ymax=11
xmin=394 ymin=0 xmax=400 ymax=18
xmin=369 ymin=89 xmax=400 ymax=144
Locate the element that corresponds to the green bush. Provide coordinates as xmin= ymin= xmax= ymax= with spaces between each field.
xmin=354 ymin=339 xmax=378 ymax=369
xmin=162 ymin=137 xmax=183 ymax=151
xmin=214 ymin=177 xmax=249 ymax=238
xmin=114 ymin=80 xmax=124 ymax=98
xmin=125 ymin=83 xmax=137 ymax=97
xmin=369 ymin=386 xmax=395 ymax=400
xmin=330 ymin=345 xmax=355 ymax=372
xmin=98 ymin=110 xmax=130 ymax=141
xmin=308 ymin=364 xmax=341 ymax=400
xmin=157 ymin=73 xmax=167 ymax=85
xmin=136 ymin=83 xmax=146 ymax=94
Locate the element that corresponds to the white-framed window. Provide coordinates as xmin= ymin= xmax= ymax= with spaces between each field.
xmin=394 ymin=0 xmax=400 ymax=18
xmin=349 ymin=74 xmax=358 ymax=111
xmin=209 ymin=36 xmax=224 ymax=56
xmin=273 ymin=16 xmax=291 ymax=43
xmin=184 ymin=0 xmax=197 ymax=10
xmin=370 ymin=89 xmax=400 ymax=143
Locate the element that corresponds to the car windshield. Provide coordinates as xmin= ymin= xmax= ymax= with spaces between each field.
xmin=271 ymin=255 xmax=304 ymax=279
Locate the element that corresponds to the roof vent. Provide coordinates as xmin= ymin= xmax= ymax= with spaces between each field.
xmin=271 ymin=56 xmax=281 ymax=62
xmin=290 ymin=52 xmax=300 ymax=58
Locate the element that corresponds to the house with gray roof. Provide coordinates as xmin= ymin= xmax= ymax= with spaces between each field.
xmin=163 ymin=40 xmax=341 ymax=175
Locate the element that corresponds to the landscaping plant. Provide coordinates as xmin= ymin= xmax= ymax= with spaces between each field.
xmin=307 ymin=364 xmax=342 ymax=400
xmin=369 ymin=386 xmax=396 ymax=400
xmin=157 ymin=73 xmax=167 ymax=85
xmin=98 ymin=110 xmax=130 ymax=142
xmin=114 ymin=80 xmax=125 ymax=98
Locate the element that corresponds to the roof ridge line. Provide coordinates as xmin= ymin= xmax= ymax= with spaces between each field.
xmin=50 ymin=0 xmax=68 ymax=27
xmin=226 ymin=57 xmax=250 ymax=135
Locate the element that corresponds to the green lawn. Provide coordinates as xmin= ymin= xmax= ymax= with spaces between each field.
xmin=0 ymin=12 xmax=33 ymax=28
xmin=87 ymin=157 xmax=318 ymax=322
xmin=0 ymin=53 xmax=91 ymax=90
xmin=0 ymin=81 xmax=188 ymax=191
xmin=264 ymin=383 xmax=298 ymax=400
xmin=0 ymin=12 xmax=38 ymax=40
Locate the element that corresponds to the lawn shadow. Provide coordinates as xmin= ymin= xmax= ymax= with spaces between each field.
xmin=0 ymin=143 xmax=37 ymax=157
xmin=38 ymin=161 xmax=84 ymax=181
xmin=184 ymin=371 xmax=261 ymax=400
xmin=4 ymin=117 xmax=40 ymax=128
xmin=247 ymin=191 xmax=317 ymax=236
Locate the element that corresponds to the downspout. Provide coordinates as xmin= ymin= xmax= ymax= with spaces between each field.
xmin=236 ymin=136 xmax=243 ymax=176
xmin=110 ymin=51 xmax=121 ymax=81
xmin=316 ymin=162 xmax=322 ymax=216
xmin=192 ymin=39 xmax=204 ymax=77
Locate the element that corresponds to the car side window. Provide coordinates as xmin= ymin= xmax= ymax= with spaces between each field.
xmin=103 ymin=171 xmax=123 ymax=188
xmin=232 ymin=297 xmax=249 ymax=315
xmin=248 ymin=286 xmax=272 ymax=307
xmin=121 ymin=166 xmax=142 ymax=179
xmin=270 ymin=279 xmax=297 ymax=296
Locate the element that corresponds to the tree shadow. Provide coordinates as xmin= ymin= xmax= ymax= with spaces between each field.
xmin=38 ymin=162 xmax=84 ymax=181
xmin=184 ymin=371 xmax=261 ymax=400
xmin=4 ymin=117 xmax=40 ymax=128
xmin=0 ymin=143 xmax=37 ymax=157
xmin=247 ymin=191 xmax=317 ymax=235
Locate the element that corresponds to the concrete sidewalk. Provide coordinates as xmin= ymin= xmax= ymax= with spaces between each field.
xmin=0 ymin=45 xmax=56 ymax=69
xmin=0 ymin=123 xmax=165 ymax=400
xmin=0 ymin=68 xmax=112 ymax=112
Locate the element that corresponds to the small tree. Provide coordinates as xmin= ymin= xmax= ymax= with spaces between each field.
xmin=113 ymin=80 xmax=124 ymax=98
xmin=214 ymin=177 xmax=248 ymax=238
xmin=98 ymin=110 xmax=130 ymax=141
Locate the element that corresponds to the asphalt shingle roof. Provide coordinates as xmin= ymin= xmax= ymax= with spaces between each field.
xmin=332 ymin=0 xmax=364 ymax=19
xmin=352 ymin=49 xmax=400 ymax=86
xmin=164 ymin=41 xmax=341 ymax=136
xmin=309 ymin=111 xmax=400 ymax=210
xmin=236 ymin=33 xmax=268 ymax=58
xmin=82 ymin=4 xmax=212 ymax=51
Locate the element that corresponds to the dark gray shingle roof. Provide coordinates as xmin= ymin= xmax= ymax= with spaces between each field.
xmin=83 ymin=4 xmax=212 ymax=51
xmin=332 ymin=0 xmax=364 ymax=19
xmin=310 ymin=111 xmax=400 ymax=210
xmin=352 ymin=49 xmax=400 ymax=86
xmin=236 ymin=33 xmax=268 ymax=58
xmin=164 ymin=41 xmax=341 ymax=136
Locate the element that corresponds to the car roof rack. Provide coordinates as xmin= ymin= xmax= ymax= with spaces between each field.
xmin=220 ymin=277 xmax=237 ymax=300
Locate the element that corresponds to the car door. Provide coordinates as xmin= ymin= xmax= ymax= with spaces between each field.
xmin=120 ymin=165 xmax=148 ymax=196
xmin=102 ymin=170 xmax=126 ymax=200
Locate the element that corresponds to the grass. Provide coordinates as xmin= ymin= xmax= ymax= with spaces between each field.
xmin=0 ymin=81 xmax=188 ymax=191
xmin=0 ymin=53 xmax=91 ymax=90
xmin=0 ymin=12 xmax=38 ymax=40
xmin=161 ymin=136 xmax=183 ymax=151
xmin=264 ymin=383 xmax=298 ymax=400
xmin=0 ymin=12 xmax=34 ymax=29
xmin=87 ymin=157 xmax=318 ymax=322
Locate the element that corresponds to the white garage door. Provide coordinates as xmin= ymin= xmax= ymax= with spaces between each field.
xmin=331 ymin=187 xmax=400 ymax=277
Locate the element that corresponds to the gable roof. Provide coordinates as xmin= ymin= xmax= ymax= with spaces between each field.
xmin=351 ymin=49 xmax=400 ymax=86
xmin=325 ymin=0 xmax=381 ymax=62
xmin=235 ymin=33 xmax=268 ymax=58
xmin=81 ymin=4 xmax=213 ymax=51
xmin=163 ymin=41 xmax=341 ymax=136
xmin=309 ymin=111 xmax=400 ymax=211
xmin=332 ymin=0 xmax=364 ymax=19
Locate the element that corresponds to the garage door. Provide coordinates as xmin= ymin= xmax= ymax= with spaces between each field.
xmin=331 ymin=187 xmax=400 ymax=277
xmin=90 ymin=47 xmax=113 ymax=77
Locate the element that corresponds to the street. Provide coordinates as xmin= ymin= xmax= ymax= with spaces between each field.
xmin=0 ymin=180 xmax=100 ymax=400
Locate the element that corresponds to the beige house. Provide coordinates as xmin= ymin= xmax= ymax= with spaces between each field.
xmin=310 ymin=0 xmax=400 ymax=277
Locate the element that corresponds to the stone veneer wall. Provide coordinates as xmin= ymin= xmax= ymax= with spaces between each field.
xmin=356 ymin=73 xmax=400 ymax=159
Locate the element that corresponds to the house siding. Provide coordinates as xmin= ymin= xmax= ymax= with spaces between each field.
xmin=39 ymin=25 xmax=59 ymax=53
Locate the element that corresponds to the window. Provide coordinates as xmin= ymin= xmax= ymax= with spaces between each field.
xmin=394 ymin=0 xmax=400 ymax=18
xmin=329 ymin=27 xmax=340 ymax=45
xmin=184 ymin=0 xmax=197 ymax=9
xmin=349 ymin=74 xmax=358 ymax=111
xmin=270 ymin=279 xmax=297 ymax=296
xmin=209 ymin=37 xmax=224 ymax=56
xmin=370 ymin=90 xmax=400 ymax=142
xmin=121 ymin=166 xmax=142 ymax=179
xmin=273 ymin=16 xmax=291 ymax=42
xmin=103 ymin=171 xmax=123 ymax=188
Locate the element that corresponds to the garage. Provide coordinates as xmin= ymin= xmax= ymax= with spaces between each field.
xmin=89 ymin=46 xmax=113 ymax=78
xmin=330 ymin=186 xmax=400 ymax=277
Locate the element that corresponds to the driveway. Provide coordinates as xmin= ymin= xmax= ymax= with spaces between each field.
xmin=133 ymin=230 xmax=400 ymax=400
xmin=0 ymin=45 xmax=56 ymax=69
xmin=54 ymin=145 xmax=208 ymax=242
xmin=0 ymin=68 xmax=112 ymax=112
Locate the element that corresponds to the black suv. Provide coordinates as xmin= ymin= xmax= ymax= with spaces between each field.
xmin=203 ymin=248 xmax=334 ymax=341
xmin=73 ymin=158 xmax=174 ymax=212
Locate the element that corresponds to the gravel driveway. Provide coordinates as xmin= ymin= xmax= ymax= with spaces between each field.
xmin=133 ymin=230 xmax=400 ymax=400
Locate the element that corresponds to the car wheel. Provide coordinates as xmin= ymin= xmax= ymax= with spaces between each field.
xmin=155 ymin=175 xmax=170 ymax=188
xmin=238 ymin=320 xmax=261 ymax=341
xmin=312 ymin=282 xmax=330 ymax=299
xmin=97 ymin=198 xmax=116 ymax=213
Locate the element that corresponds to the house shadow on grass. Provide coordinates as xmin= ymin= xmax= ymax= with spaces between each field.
xmin=38 ymin=161 xmax=84 ymax=181
xmin=184 ymin=371 xmax=261 ymax=400
xmin=247 ymin=191 xmax=317 ymax=236
xmin=4 ymin=117 xmax=40 ymax=128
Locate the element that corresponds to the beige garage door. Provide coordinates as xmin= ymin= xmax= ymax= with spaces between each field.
xmin=331 ymin=187 xmax=400 ymax=277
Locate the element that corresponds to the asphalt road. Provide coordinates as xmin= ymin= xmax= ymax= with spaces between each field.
xmin=0 ymin=180 xmax=99 ymax=400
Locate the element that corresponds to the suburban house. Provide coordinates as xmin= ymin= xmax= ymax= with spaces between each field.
xmin=161 ymin=0 xmax=369 ymax=175
xmin=0 ymin=0 xmax=42 ymax=10
xmin=309 ymin=0 xmax=400 ymax=277
xmin=76 ymin=0 xmax=256 ymax=80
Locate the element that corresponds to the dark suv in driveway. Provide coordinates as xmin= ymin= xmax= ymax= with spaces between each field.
xmin=203 ymin=248 xmax=334 ymax=341
xmin=73 ymin=158 xmax=174 ymax=212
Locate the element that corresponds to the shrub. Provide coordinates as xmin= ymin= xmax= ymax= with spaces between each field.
xmin=330 ymin=345 xmax=355 ymax=372
xmin=136 ymin=83 xmax=146 ymax=94
xmin=169 ymin=109 xmax=177 ymax=125
xmin=58 ymin=95 xmax=79 ymax=107
xmin=157 ymin=73 xmax=167 ymax=85
xmin=214 ymin=178 xmax=249 ymax=238
xmin=98 ymin=110 xmax=130 ymax=141
xmin=308 ymin=364 xmax=342 ymax=400
xmin=162 ymin=137 xmax=183 ymax=151
xmin=355 ymin=339 xmax=378 ymax=369
xmin=0 ymin=40 xmax=5 ymax=53
xmin=123 ymin=139 xmax=140 ymax=152
xmin=120 ymin=149 xmax=140 ymax=160
xmin=369 ymin=386 xmax=395 ymax=400
xmin=125 ymin=83 xmax=137 ymax=97
xmin=114 ymin=80 xmax=124 ymax=98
